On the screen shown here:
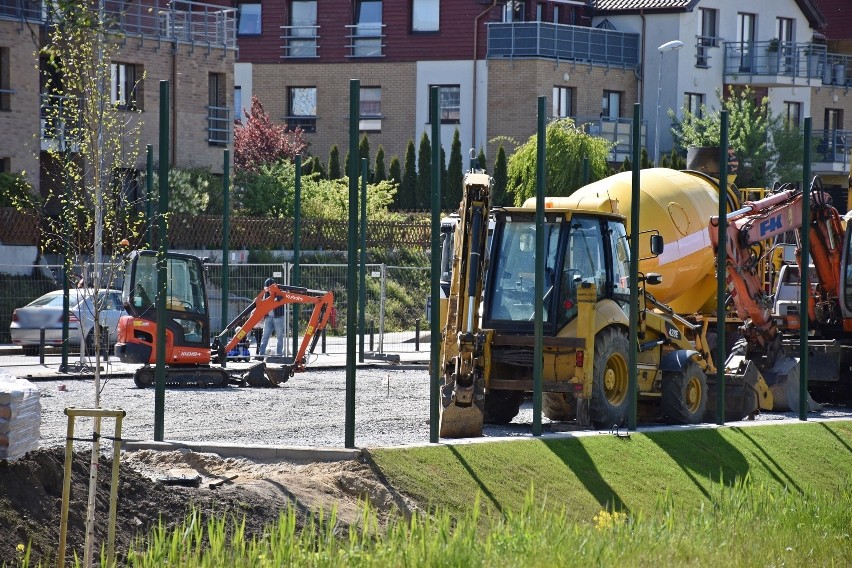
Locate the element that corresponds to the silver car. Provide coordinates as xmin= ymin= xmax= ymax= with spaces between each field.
xmin=10 ymin=289 xmax=125 ymax=355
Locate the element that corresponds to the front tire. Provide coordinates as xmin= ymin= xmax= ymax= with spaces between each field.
xmin=661 ymin=359 xmax=707 ymax=424
xmin=590 ymin=327 xmax=630 ymax=428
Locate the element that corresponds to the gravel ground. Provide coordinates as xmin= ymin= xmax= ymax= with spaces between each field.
xmin=24 ymin=368 xmax=852 ymax=450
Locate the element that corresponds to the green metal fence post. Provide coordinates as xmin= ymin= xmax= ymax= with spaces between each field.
xmin=800 ymin=116 xmax=812 ymax=421
xmin=429 ymin=86 xmax=441 ymax=443
xmin=359 ymin=158 xmax=368 ymax=362
xmin=533 ymin=96 xmax=545 ymax=436
xmin=154 ymin=80 xmax=170 ymax=442
xmin=292 ymin=155 xmax=302 ymax=357
xmin=345 ymin=80 xmax=360 ymax=449
xmin=628 ymin=103 xmax=641 ymax=431
xmin=716 ymin=111 xmax=729 ymax=425
xmin=221 ymin=149 xmax=230 ymax=367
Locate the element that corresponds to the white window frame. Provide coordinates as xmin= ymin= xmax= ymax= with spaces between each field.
xmin=412 ymin=0 xmax=439 ymax=32
xmin=237 ymin=3 xmax=262 ymax=36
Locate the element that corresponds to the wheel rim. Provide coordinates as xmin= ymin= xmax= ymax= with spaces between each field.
xmin=603 ymin=353 xmax=628 ymax=405
xmin=686 ymin=375 xmax=702 ymax=413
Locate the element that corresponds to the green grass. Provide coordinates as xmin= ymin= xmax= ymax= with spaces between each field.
xmin=368 ymin=421 xmax=852 ymax=523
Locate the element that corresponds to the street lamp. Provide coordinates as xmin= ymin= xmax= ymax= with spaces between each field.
xmin=655 ymin=39 xmax=684 ymax=166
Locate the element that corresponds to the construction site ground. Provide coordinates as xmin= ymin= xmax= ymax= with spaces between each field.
xmin=1 ymin=351 xmax=851 ymax=564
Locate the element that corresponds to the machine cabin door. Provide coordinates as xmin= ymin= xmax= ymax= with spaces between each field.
xmin=123 ymin=251 xmax=211 ymax=348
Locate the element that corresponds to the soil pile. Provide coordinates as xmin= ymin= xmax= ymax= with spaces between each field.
xmin=0 ymin=447 xmax=407 ymax=565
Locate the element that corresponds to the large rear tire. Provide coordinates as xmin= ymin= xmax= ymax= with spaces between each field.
xmin=484 ymin=389 xmax=524 ymax=424
xmin=661 ymin=359 xmax=707 ymax=424
xmin=543 ymin=392 xmax=577 ymax=421
xmin=590 ymin=327 xmax=630 ymax=429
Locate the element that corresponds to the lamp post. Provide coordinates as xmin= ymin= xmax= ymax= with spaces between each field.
xmin=655 ymin=39 xmax=684 ymax=165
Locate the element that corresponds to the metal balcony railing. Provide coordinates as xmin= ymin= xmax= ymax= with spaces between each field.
xmin=487 ymin=22 xmax=640 ymax=69
xmin=280 ymin=25 xmax=320 ymax=58
xmin=570 ymin=115 xmax=647 ymax=162
xmin=345 ymin=23 xmax=384 ymax=57
xmin=39 ymin=93 xmax=81 ymax=153
xmin=207 ymin=105 xmax=231 ymax=146
xmin=813 ymin=130 xmax=850 ymax=167
xmin=0 ymin=0 xmax=42 ymax=23
xmin=722 ymin=41 xmax=843 ymax=83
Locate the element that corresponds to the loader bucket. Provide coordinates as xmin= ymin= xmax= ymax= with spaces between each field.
xmin=241 ymin=362 xmax=281 ymax=388
xmin=439 ymin=378 xmax=485 ymax=438
xmin=761 ymin=355 xmax=822 ymax=412
xmin=263 ymin=356 xmax=295 ymax=386
xmin=705 ymin=358 xmax=774 ymax=422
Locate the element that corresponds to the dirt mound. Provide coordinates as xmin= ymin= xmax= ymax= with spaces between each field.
xmin=0 ymin=447 xmax=409 ymax=565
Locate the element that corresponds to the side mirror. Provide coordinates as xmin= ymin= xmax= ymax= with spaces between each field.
xmin=650 ymin=234 xmax=664 ymax=256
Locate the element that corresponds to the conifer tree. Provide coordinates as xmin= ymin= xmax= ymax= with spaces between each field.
xmin=400 ymin=140 xmax=417 ymax=210
xmin=374 ymin=145 xmax=387 ymax=182
xmin=493 ymin=144 xmax=509 ymax=207
xmin=328 ymin=145 xmax=341 ymax=179
xmin=477 ymin=146 xmax=487 ymax=172
xmin=446 ymin=128 xmax=463 ymax=210
xmin=416 ymin=132 xmax=432 ymax=209
xmin=359 ymin=134 xmax=371 ymax=180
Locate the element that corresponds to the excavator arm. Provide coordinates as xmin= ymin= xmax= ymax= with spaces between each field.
xmin=709 ymin=177 xmax=845 ymax=366
xmin=213 ymin=283 xmax=334 ymax=375
xmin=439 ymin=170 xmax=493 ymax=438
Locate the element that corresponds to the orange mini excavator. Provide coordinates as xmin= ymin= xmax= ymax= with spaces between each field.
xmin=115 ymin=250 xmax=333 ymax=388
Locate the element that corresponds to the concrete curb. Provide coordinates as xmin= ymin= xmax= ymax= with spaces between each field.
xmin=122 ymin=440 xmax=364 ymax=463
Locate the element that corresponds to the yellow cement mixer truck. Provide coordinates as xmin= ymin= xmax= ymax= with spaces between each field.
xmin=560 ymin=167 xmax=850 ymax=411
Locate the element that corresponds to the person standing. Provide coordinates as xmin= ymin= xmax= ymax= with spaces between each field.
xmin=258 ymin=277 xmax=287 ymax=358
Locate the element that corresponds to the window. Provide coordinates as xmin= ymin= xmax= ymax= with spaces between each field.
xmin=602 ymin=90 xmax=621 ymax=119
xmin=234 ymin=86 xmax=242 ymax=122
xmin=685 ymin=93 xmax=704 ymax=118
xmin=737 ymin=13 xmax=756 ymax=72
xmin=289 ymin=0 xmax=318 ymax=57
xmin=0 ymin=47 xmax=9 ymax=111
xmin=110 ymin=63 xmax=139 ymax=110
xmin=552 ymin=86 xmax=573 ymax=118
xmin=237 ymin=3 xmax=261 ymax=35
xmin=783 ymin=101 xmax=801 ymax=127
xmin=777 ymin=17 xmax=794 ymax=43
xmin=208 ymin=73 xmax=228 ymax=146
xmin=353 ymin=0 xmax=383 ymax=57
xmin=825 ymin=108 xmax=843 ymax=131
xmin=359 ymin=87 xmax=381 ymax=132
xmin=697 ymin=8 xmax=717 ymax=67
xmin=0 ymin=157 xmax=9 ymax=173
xmin=502 ymin=0 xmax=524 ymax=22
xmin=288 ymin=87 xmax=316 ymax=132
xmin=429 ymin=84 xmax=459 ymax=123
xmin=412 ymin=0 xmax=439 ymax=32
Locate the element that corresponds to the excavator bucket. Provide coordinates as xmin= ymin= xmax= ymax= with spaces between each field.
xmin=761 ymin=355 xmax=822 ymax=412
xmin=439 ymin=377 xmax=485 ymax=438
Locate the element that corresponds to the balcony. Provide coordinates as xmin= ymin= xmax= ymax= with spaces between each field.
xmin=487 ymin=22 xmax=640 ymax=69
xmin=102 ymin=1 xmax=236 ymax=50
xmin=571 ymin=115 xmax=647 ymax=163
xmin=280 ymin=25 xmax=320 ymax=58
xmin=40 ymin=93 xmax=81 ymax=153
xmin=722 ymin=41 xmax=851 ymax=87
xmin=345 ymin=23 xmax=384 ymax=58
xmin=207 ymin=105 xmax=231 ymax=146
xmin=812 ymin=130 xmax=850 ymax=175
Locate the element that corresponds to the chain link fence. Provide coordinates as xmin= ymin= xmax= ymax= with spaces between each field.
xmin=1 ymin=261 xmax=431 ymax=367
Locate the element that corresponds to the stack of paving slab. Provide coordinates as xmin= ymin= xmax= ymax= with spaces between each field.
xmin=0 ymin=370 xmax=41 ymax=460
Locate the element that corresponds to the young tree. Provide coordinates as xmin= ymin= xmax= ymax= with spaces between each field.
xmin=477 ymin=146 xmax=487 ymax=173
xmin=328 ymin=145 xmax=341 ymax=179
xmin=388 ymin=155 xmax=401 ymax=183
xmin=492 ymin=144 xmax=509 ymax=207
xmin=416 ymin=132 xmax=431 ymax=209
xmin=374 ymin=145 xmax=387 ymax=182
xmin=507 ymin=118 xmax=612 ymax=205
xmin=234 ymin=96 xmax=307 ymax=173
xmin=446 ymin=128 xmax=463 ymax=210
xmin=400 ymin=140 xmax=417 ymax=210
xmin=359 ymin=134 xmax=372 ymax=180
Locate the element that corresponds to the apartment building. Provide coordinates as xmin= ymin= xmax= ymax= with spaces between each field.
xmin=0 ymin=0 xmax=237 ymax=211
xmin=233 ymin=0 xmax=642 ymax=172
xmin=593 ymin=0 xmax=852 ymax=198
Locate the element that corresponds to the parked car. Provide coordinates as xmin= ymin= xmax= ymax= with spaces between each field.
xmin=9 ymin=289 xmax=125 ymax=355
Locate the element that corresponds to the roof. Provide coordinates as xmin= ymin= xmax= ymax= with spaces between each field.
xmin=591 ymin=0 xmax=826 ymax=30
xmin=810 ymin=0 xmax=852 ymax=39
